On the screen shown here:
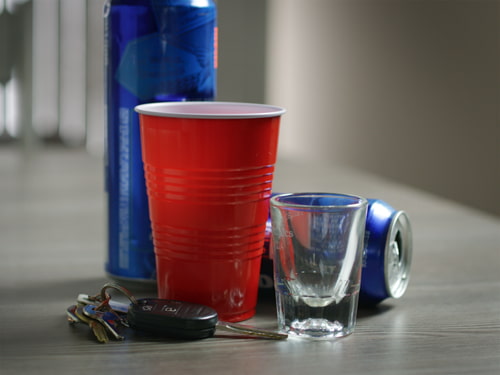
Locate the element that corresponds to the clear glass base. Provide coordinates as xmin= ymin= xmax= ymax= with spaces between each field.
xmin=286 ymin=318 xmax=353 ymax=340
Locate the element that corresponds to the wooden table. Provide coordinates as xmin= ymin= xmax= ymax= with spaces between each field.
xmin=1 ymin=146 xmax=499 ymax=375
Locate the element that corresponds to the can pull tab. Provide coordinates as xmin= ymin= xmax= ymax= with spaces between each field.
xmin=390 ymin=239 xmax=401 ymax=267
xmin=387 ymin=240 xmax=402 ymax=286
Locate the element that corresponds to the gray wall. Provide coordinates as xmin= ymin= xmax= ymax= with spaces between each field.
xmin=4 ymin=0 xmax=498 ymax=216
xmin=217 ymin=0 xmax=267 ymax=103
xmin=266 ymin=0 xmax=499 ymax=216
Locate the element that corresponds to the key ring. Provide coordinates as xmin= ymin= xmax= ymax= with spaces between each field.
xmin=100 ymin=282 xmax=139 ymax=305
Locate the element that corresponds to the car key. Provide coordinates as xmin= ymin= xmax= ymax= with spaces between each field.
xmin=128 ymin=298 xmax=288 ymax=340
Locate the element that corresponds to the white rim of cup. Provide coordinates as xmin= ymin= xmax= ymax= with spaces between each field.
xmin=271 ymin=193 xmax=368 ymax=210
xmin=135 ymin=101 xmax=286 ymax=119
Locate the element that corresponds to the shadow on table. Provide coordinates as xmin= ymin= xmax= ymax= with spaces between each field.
xmin=357 ymin=303 xmax=394 ymax=319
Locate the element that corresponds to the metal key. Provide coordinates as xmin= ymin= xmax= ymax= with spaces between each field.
xmin=128 ymin=298 xmax=288 ymax=340
xmin=82 ymin=304 xmax=125 ymax=340
xmin=74 ymin=305 xmax=109 ymax=343
xmin=77 ymin=293 xmax=129 ymax=315
xmin=66 ymin=305 xmax=80 ymax=324
xmin=89 ymin=320 xmax=109 ymax=343
xmin=215 ymin=321 xmax=288 ymax=340
xmin=77 ymin=293 xmax=130 ymax=328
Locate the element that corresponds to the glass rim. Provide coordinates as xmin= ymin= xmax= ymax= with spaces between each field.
xmin=135 ymin=101 xmax=286 ymax=119
xmin=270 ymin=192 xmax=368 ymax=209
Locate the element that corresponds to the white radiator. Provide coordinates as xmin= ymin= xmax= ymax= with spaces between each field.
xmin=0 ymin=0 xmax=105 ymax=155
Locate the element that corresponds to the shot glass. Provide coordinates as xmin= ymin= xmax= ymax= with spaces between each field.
xmin=270 ymin=193 xmax=368 ymax=339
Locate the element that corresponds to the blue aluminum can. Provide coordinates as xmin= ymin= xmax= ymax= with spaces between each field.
xmin=260 ymin=196 xmax=413 ymax=306
xmin=359 ymin=199 xmax=412 ymax=306
xmin=104 ymin=0 xmax=217 ymax=284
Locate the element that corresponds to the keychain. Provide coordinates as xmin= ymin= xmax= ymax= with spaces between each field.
xmin=67 ymin=283 xmax=287 ymax=343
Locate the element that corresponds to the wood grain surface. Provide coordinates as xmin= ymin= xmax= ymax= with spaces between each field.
xmin=1 ymin=147 xmax=499 ymax=375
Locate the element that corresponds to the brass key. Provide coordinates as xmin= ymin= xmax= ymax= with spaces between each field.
xmin=82 ymin=304 xmax=125 ymax=341
xmin=74 ymin=305 xmax=109 ymax=343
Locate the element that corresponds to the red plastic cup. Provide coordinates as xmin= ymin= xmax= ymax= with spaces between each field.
xmin=135 ymin=102 xmax=285 ymax=322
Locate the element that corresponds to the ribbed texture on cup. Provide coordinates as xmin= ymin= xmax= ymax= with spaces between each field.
xmin=144 ymin=164 xmax=274 ymax=204
xmin=144 ymin=163 xmax=274 ymax=260
xmin=153 ymin=223 xmax=266 ymax=259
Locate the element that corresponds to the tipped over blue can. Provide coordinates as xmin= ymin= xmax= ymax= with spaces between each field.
xmin=260 ymin=196 xmax=413 ymax=307
xmin=104 ymin=0 xmax=217 ymax=284
xmin=359 ymin=199 xmax=412 ymax=306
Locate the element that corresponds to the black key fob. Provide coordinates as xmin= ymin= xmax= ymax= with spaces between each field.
xmin=127 ymin=298 xmax=218 ymax=340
